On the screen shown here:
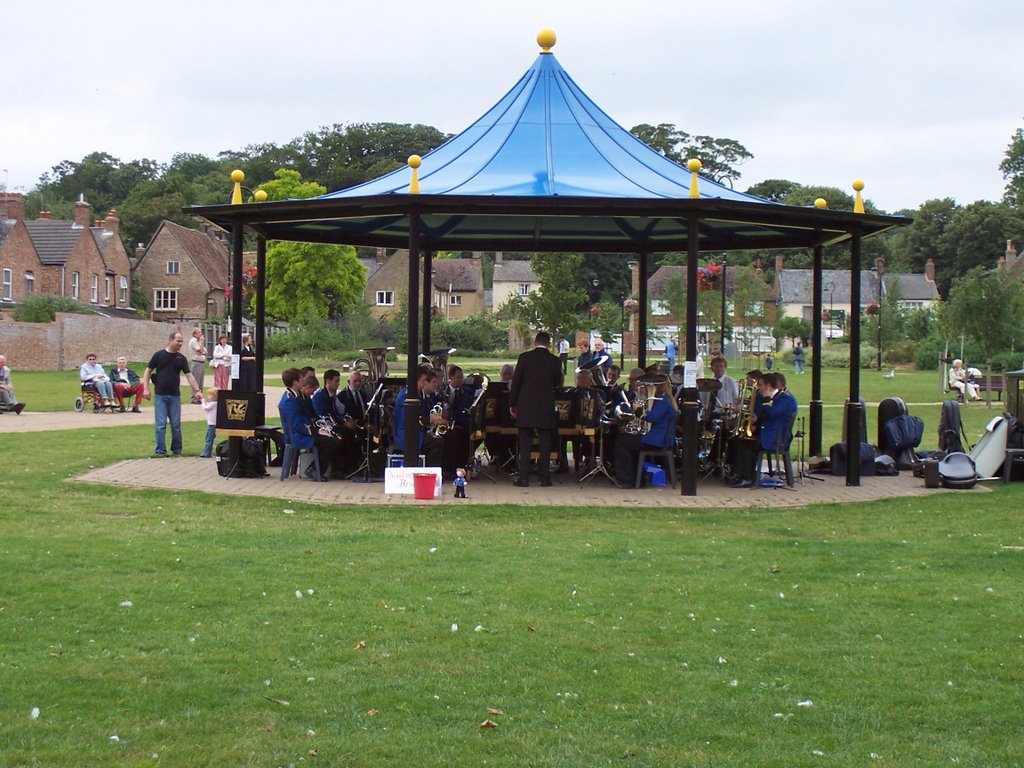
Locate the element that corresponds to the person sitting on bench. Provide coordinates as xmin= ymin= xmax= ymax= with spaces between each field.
xmin=948 ymin=359 xmax=980 ymax=402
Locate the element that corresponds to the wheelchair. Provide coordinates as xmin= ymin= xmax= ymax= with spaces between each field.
xmin=75 ymin=381 xmax=117 ymax=413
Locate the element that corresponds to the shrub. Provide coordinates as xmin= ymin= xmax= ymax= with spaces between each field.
xmin=12 ymin=294 xmax=95 ymax=322
xmin=431 ymin=314 xmax=509 ymax=355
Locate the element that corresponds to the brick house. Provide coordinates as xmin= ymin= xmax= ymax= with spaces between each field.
xmin=134 ymin=221 xmax=230 ymax=321
xmin=363 ymin=249 xmax=485 ymax=321
xmin=0 ymin=193 xmax=133 ymax=311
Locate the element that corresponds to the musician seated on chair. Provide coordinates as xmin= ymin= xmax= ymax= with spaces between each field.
xmin=728 ymin=372 xmax=797 ymax=488
xmin=613 ymin=375 xmax=678 ymax=487
xmin=279 ymin=372 xmax=345 ymax=480
xmin=701 ymin=355 xmax=740 ymax=420
xmin=393 ymin=367 xmax=445 ymax=468
xmin=314 ymin=369 xmax=361 ymax=473
xmin=441 ymin=365 xmax=473 ymax=478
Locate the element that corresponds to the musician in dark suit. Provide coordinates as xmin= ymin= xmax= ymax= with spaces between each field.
xmin=728 ymin=372 xmax=797 ymax=488
xmin=442 ymin=365 xmax=473 ymax=477
xmin=614 ymin=376 xmax=679 ymax=486
xmin=509 ymin=331 xmax=564 ymax=487
xmin=338 ymin=370 xmax=368 ymax=423
xmin=393 ymin=367 xmax=445 ymax=467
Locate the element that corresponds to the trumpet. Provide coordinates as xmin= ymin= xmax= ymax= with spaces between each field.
xmin=429 ymin=402 xmax=449 ymax=437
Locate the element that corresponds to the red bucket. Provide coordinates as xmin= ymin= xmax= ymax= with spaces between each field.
xmin=412 ymin=472 xmax=436 ymax=500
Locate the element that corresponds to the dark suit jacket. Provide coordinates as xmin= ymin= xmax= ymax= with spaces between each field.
xmin=338 ymin=387 xmax=366 ymax=421
xmin=509 ymin=346 xmax=563 ymax=429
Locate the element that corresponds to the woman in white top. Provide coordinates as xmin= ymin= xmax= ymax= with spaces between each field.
xmin=212 ymin=334 xmax=232 ymax=390
xmin=948 ymin=359 xmax=980 ymax=402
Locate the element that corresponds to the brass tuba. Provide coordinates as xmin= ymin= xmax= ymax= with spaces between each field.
xmin=353 ymin=347 xmax=395 ymax=382
xmin=420 ymin=347 xmax=457 ymax=390
xmin=731 ymin=376 xmax=758 ymax=438
xmin=615 ymin=376 xmax=660 ymax=435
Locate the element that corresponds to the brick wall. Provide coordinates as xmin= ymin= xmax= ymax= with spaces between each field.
xmin=0 ymin=313 xmax=186 ymax=370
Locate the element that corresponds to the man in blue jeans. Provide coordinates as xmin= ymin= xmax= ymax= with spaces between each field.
xmin=141 ymin=331 xmax=202 ymax=456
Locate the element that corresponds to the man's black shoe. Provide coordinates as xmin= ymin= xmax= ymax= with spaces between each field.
xmin=131 ymin=406 xmax=141 ymax=413
xmin=513 ymin=480 xmax=529 ymax=487
xmin=540 ymin=479 xmax=553 ymax=487
xmin=13 ymin=402 xmax=25 ymax=415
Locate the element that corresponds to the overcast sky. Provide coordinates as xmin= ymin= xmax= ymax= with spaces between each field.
xmin=2 ymin=0 xmax=1020 ymax=213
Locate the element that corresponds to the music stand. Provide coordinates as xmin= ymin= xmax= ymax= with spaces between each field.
xmin=579 ymin=420 xmax=621 ymax=487
xmin=348 ymin=381 xmax=386 ymax=482
xmin=794 ymin=416 xmax=824 ymax=483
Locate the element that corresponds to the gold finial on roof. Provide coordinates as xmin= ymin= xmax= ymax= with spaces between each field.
xmin=686 ymin=158 xmax=702 ymax=199
xmin=537 ymin=28 xmax=556 ymax=53
xmin=814 ymin=198 xmax=827 ymax=209
xmin=408 ymin=155 xmax=422 ymax=195
xmin=230 ymin=169 xmax=244 ymax=205
xmin=852 ymin=179 xmax=865 ymax=214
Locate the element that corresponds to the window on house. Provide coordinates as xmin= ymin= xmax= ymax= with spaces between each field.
xmin=2 ymin=268 xmax=12 ymax=301
xmin=119 ymin=275 xmax=128 ymax=304
xmin=104 ymin=277 xmax=111 ymax=302
xmin=24 ymin=271 xmax=34 ymax=296
xmin=91 ymin=274 xmax=99 ymax=303
xmin=518 ymin=283 xmax=531 ymax=296
xmin=71 ymin=271 xmax=80 ymax=300
xmin=376 ymin=290 xmax=394 ymax=306
xmin=154 ymin=289 xmax=178 ymax=311
xmin=167 ymin=260 xmax=180 ymax=275
xmin=449 ymin=294 xmax=462 ymax=306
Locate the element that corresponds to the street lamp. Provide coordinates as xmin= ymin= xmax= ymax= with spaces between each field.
xmin=873 ymin=267 xmax=883 ymax=370
xmin=825 ymin=281 xmax=835 ymax=338
xmin=720 ymin=256 xmax=728 ymax=355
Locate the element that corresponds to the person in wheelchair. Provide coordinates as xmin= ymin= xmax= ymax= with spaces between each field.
xmin=80 ymin=353 xmax=115 ymax=407
xmin=110 ymin=357 xmax=144 ymax=412
xmin=0 ymin=354 xmax=26 ymax=414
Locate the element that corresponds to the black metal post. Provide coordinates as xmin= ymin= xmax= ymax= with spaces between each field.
xmin=720 ymin=256 xmax=728 ymax=354
xmin=845 ymin=233 xmax=863 ymax=487
xmin=619 ymin=292 xmax=626 ymax=370
xmin=404 ymin=215 xmax=422 ymax=461
xmin=637 ymin=251 xmax=649 ymax=369
xmin=422 ymin=249 xmax=433 ymax=352
xmin=227 ymin=223 xmax=245 ymax=466
xmin=681 ymin=219 xmax=700 ymax=496
xmin=809 ymin=245 xmax=824 ymax=457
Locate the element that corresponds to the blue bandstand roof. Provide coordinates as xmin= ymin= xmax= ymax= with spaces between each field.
xmin=191 ymin=31 xmax=906 ymax=254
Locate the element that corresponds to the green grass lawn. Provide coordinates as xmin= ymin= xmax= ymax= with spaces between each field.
xmin=2 ymin=422 xmax=1024 ymax=766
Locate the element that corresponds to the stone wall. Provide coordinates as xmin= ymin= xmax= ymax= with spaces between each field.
xmin=0 ymin=313 xmax=184 ymax=370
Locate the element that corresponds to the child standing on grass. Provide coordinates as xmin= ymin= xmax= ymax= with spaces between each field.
xmin=200 ymin=388 xmax=217 ymax=458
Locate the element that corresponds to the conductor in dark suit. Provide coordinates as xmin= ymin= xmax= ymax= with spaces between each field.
xmin=509 ymin=331 xmax=564 ymax=487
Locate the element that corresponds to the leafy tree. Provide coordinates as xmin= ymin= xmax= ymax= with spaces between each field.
xmin=629 ymin=123 xmax=753 ymax=186
xmin=885 ymin=197 xmax=959 ymax=274
xmin=258 ymin=168 xmax=326 ymax=201
xmin=775 ymin=314 xmax=810 ymax=346
xmin=31 ymin=151 xmax=162 ymax=219
xmin=939 ymin=268 xmax=1024 ymax=384
xmin=501 ymin=253 xmax=588 ymax=338
xmin=264 ymin=241 xmax=366 ymax=321
xmin=745 ymin=179 xmax=801 ymax=202
xmin=1000 ymin=122 xmax=1024 ymax=207
xmin=934 ymin=202 xmax=1024 ymax=295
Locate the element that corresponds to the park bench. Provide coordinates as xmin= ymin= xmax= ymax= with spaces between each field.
xmin=974 ymin=374 xmax=1005 ymax=399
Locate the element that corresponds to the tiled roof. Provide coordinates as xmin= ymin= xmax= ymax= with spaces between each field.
xmin=25 ymin=219 xmax=84 ymax=265
xmin=160 ymin=221 xmax=230 ymax=288
xmin=492 ymin=259 xmax=536 ymax=283
xmin=778 ymin=269 xmax=938 ymax=304
xmin=648 ymin=264 xmax=751 ymax=297
xmin=360 ymin=257 xmax=383 ymax=281
xmin=432 ymin=259 xmax=480 ymax=292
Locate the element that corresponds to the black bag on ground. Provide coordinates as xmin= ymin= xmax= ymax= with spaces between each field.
xmin=884 ymin=415 xmax=924 ymax=452
xmin=936 ymin=451 xmax=977 ymax=489
xmin=829 ymin=442 xmax=876 ymax=476
xmin=215 ymin=438 xmax=267 ymax=478
xmin=937 ymin=400 xmax=967 ymax=454
xmin=874 ymin=454 xmax=899 ymax=476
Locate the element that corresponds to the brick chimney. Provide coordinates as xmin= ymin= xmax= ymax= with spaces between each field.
xmin=925 ymin=258 xmax=935 ymax=283
xmin=1006 ymin=239 xmax=1018 ymax=269
xmin=104 ymin=209 xmax=120 ymax=236
xmin=39 ymin=210 xmax=52 ymax=219
xmin=775 ymin=253 xmax=784 ymax=274
xmin=494 ymin=251 xmax=503 ymax=264
xmin=0 ymin=192 xmax=25 ymax=221
xmin=73 ymin=195 xmax=91 ymax=228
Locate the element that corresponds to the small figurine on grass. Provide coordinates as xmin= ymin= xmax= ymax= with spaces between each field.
xmin=453 ymin=467 xmax=468 ymax=499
